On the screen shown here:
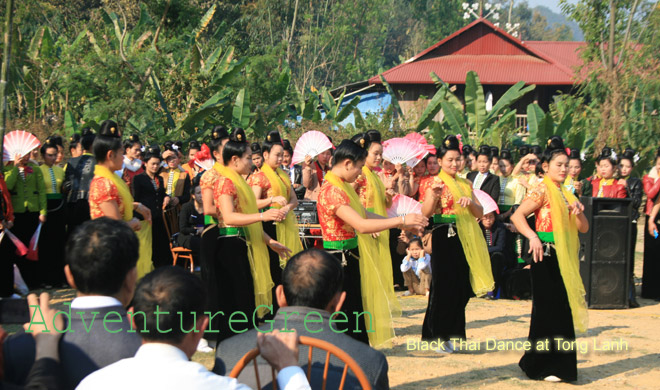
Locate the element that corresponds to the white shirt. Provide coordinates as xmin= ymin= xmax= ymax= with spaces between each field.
xmin=70 ymin=296 xmax=123 ymax=310
xmin=473 ymin=172 xmax=488 ymax=189
xmin=77 ymin=343 xmax=310 ymax=390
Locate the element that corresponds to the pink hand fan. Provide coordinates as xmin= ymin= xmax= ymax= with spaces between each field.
xmin=26 ymin=222 xmax=43 ymax=261
xmin=404 ymin=132 xmax=436 ymax=155
xmin=291 ymin=131 xmax=333 ymax=165
xmin=387 ymin=194 xmax=423 ymax=218
xmin=473 ymin=189 xmax=499 ymax=215
xmin=3 ymin=229 xmax=28 ymax=257
xmin=194 ymin=144 xmax=214 ymax=171
xmin=382 ymin=138 xmax=425 ymax=165
xmin=3 ymin=130 xmax=41 ymax=162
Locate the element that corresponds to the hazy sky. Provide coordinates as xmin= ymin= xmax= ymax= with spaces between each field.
xmin=521 ymin=0 xmax=576 ymax=14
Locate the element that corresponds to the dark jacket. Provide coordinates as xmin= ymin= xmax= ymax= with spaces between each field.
xmin=213 ymin=306 xmax=389 ymax=390
xmin=290 ymin=164 xmax=306 ymax=200
xmin=625 ymin=176 xmax=643 ymax=221
xmin=177 ymin=200 xmax=203 ymax=248
xmin=132 ymin=173 xmax=166 ymax=222
xmin=481 ymin=221 xmax=507 ymax=255
xmin=467 ymin=171 xmax=501 ymax=203
xmin=62 ymin=154 xmax=96 ymax=203
xmin=2 ymin=306 xmax=141 ymax=390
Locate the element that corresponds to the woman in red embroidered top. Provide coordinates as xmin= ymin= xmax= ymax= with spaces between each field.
xmin=418 ymin=152 xmax=440 ymax=202
xmin=211 ymin=128 xmax=290 ymax=342
xmin=248 ymin=130 xmax=303 ymax=316
xmin=642 ymin=147 xmax=660 ymax=299
xmin=511 ymin=136 xmax=589 ymax=383
xmin=587 ymin=147 xmax=627 ymax=198
xmin=317 ymin=140 xmax=427 ymax=346
xmin=420 ymin=135 xmax=493 ymax=353
xmin=408 ymin=158 xmax=427 ymax=200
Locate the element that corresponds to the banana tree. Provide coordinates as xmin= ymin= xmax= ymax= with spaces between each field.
xmin=416 ymin=70 xmax=535 ymax=147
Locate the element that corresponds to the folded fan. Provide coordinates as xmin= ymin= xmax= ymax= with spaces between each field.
xmin=26 ymin=223 xmax=43 ymax=261
xmin=473 ymin=189 xmax=499 ymax=215
xmin=387 ymin=194 xmax=423 ymax=218
xmin=3 ymin=130 xmax=41 ymax=162
xmin=291 ymin=131 xmax=333 ymax=165
xmin=3 ymin=229 xmax=28 ymax=257
xmin=382 ymin=138 xmax=425 ymax=165
xmin=194 ymin=144 xmax=214 ymax=171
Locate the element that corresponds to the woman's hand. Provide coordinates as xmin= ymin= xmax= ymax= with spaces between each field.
xmin=135 ymin=203 xmax=152 ymax=223
xmin=162 ymin=196 xmax=171 ymax=210
xmin=457 ymin=196 xmax=472 ymax=208
xmin=568 ymin=200 xmax=584 ymax=215
xmin=398 ymin=230 xmax=410 ymax=244
xmin=38 ymin=214 xmax=47 ymax=223
xmin=431 ymin=181 xmax=444 ymax=198
xmin=267 ymin=240 xmax=292 ymax=260
xmin=303 ymin=155 xmax=313 ymax=167
xmin=262 ymin=208 xmax=286 ymax=222
xmin=649 ymin=220 xmax=658 ymax=237
xmin=271 ymin=196 xmax=288 ymax=207
xmin=371 ymin=232 xmax=381 ymax=239
xmin=401 ymin=213 xmax=429 ymax=235
xmin=169 ymin=196 xmax=180 ymax=207
xmin=128 ymin=218 xmax=142 ymax=231
xmin=528 ymin=235 xmax=544 ymax=263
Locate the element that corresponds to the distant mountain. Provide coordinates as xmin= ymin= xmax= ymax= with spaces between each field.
xmin=533 ymin=5 xmax=584 ymax=41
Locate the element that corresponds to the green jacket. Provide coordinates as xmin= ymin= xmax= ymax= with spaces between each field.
xmin=3 ymin=163 xmax=48 ymax=215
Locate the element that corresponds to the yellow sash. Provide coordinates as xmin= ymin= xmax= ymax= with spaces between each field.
xmin=214 ymin=163 xmax=274 ymax=317
xmin=437 ymin=170 xmax=494 ymax=296
xmin=261 ymin=164 xmax=304 ymax=267
xmin=596 ymin=178 xmax=614 ymax=197
xmin=324 ymin=171 xmax=401 ymax=347
xmin=94 ymin=165 xmax=134 ymax=221
xmin=542 ymin=175 xmax=588 ymax=333
xmin=361 ymin=166 xmax=394 ymax=300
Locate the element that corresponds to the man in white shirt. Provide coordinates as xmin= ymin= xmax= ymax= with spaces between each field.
xmin=77 ymin=266 xmax=311 ymax=390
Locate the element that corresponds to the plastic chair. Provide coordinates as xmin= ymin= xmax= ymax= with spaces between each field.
xmin=229 ymin=335 xmax=372 ymax=390
xmin=162 ymin=205 xmax=194 ymax=272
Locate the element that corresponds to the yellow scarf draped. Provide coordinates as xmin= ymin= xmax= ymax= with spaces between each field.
xmin=324 ymin=171 xmax=401 ymax=347
xmin=596 ymin=178 xmax=614 ymax=197
xmin=214 ymin=163 xmax=274 ymax=317
xmin=94 ymin=165 xmax=134 ymax=221
xmin=361 ymin=166 xmax=394 ymax=298
xmin=542 ymin=175 xmax=588 ymax=334
xmin=261 ymin=164 xmax=304 ymax=267
xmin=437 ymin=170 xmax=494 ymax=296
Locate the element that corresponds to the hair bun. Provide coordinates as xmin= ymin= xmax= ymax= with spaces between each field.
xmin=282 ymin=139 xmax=292 ymax=150
xmin=98 ymin=120 xmax=121 ymax=138
xmin=568 ymin=148 xmax=581 ymax=160
xmin=129 ymin=134 xmax=139 ymax=142
xmin=230 ymin=128 xmax=246 ymax=143
xmin=622 ymin=148 xmax=635 ymax=160
xmin=490 ymin=146 xmax=499 ymax=158
xmin=600 ymin=147 xmax=613 ymax=158
xmin=478 ymin=144 xmax=491 ymax=156
xmin=147 ymin=145 xmax=161 ymax=155
xmin=250 ymin=142 xmax=262 ymax=154
xmin=189 ymin=140 xmax=201 ymax=150
xmin=265 ymin=130 xmax=282 ymax=144
xmin=546 ymin=136 xmax=565 ymax=152
xmin=211 ymin=125 xmax=229 ymax=141
xmin=518 ymin=145 xmax=529 ymax=156
xmin=69 ymin=133 xmax=81 ymax=144
xmin=365 ymin=130 xmax=381 ymax=144
xmin=530 ymin=145 xmax=543 ymax=156
xmin=461 ymin=144 xmax=473 ymax=156
xmin=500 ymin=148 xmax=512 ymax=161
xmin=441 ymin=135 xmax=460 ymax=151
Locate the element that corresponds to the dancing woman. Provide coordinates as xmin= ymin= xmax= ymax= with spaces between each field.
xmin=511 ymin=136 xmax=589 ymax=382
xmin=87 ymin=120 xmax=151 ymax=230
xmin=248 ymin=130 xmax=304 ymax=314
xmin=212 ymin=128 xmax=291 ymax=341
xmin=317 ymin=140 xmax=427 ymax=346
xmin=420 ymin=135 xmax=494 ymax=352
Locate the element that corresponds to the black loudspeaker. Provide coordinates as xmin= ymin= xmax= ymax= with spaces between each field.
xmin=579 ymin=197 xmax=632 ymax=309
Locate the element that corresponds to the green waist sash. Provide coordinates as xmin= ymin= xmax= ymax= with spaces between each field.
xmin=218 ymin=227 xmax=245 ymax=237
xmin=323 ymin=237 xmax=358 ymax=251
xmin=432 ymin=214 xmax=457 ymax=224
xmin=537 ymin=231 xmax=555 ymax=243
xmin=204 ymin=215 xmax=218 ymax=225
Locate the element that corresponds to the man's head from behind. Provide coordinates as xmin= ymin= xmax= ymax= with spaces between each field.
xmin=278 ymin=249 xmax=345 ymax=312
xmin=130 ymin=266 xmax=208 ymax=358
xmin=65 ymin=217 xmax=138 ymax=305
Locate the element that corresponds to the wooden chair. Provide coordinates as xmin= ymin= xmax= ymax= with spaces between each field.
xmin=229 ymin=335 xmax=372 ymax=390
xmin=162 ymin=205 xmax=194 ymax=272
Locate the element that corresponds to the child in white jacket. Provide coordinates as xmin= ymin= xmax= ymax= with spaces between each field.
xmin=400 ymin=238 xmax=432 ymax=296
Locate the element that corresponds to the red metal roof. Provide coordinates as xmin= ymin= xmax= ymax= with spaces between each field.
xmin=369 ymin=18 xmax=585 ymax=86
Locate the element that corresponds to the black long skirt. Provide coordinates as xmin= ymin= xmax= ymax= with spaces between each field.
xmin=642 ymin=214 xmax=660 ymax=299
xmin=328 ymin=247 xmax=369 ymax=344
xmin=66 ymin=199 xmax=90 ymax=236
xmin=151 ymin=215 xmax=173 ymax=268
xmin=519 ymin=246 xmax=577 ymax=382
xmin=200 ymin=225 xmax=221 ymax=338
xmin=422 ymin=224 xmax=474 ymax=342
xmin=39 ymin=198 xmax=67 ymax=286
xmin=262 ymin=221 xmax=282 ymax=319
xmin=389 ymin=228 xmax=405 ymax=288
xmin=214 ymin=236 xmax=256 ymax=344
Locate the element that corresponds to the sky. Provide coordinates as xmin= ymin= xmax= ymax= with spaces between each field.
xmin=522 ymin=0 xmax=576 ymax=14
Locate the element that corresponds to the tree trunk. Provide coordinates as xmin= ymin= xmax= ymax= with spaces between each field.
xmin=0 ymin=0 xmax=15 ymax=154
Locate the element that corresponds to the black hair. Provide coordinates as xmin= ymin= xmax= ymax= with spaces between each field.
xmin=143 ymin=145 xmax=162 ymax=162
xmin=477 ymin=145 xmax=493 ymax=162
xmin=80 ymin=127 xmax=96 ymax=151
xmin=65 ymin=217 xmax=138 ymax=296
xmin=222 ymin=128 xmax=249 ymax=165
xmin=424 ymin=151 xmax=438 ymax=163
xmin=92 ymin=121 xmax=122 ymax=162
xmin=69 ymin=133 xmax=82 ymax=150
xmin=174 ymin=141 xmax=183 ymax=154
xmin=518 ymin=145 xmax=530 ymax=158
xmin=490 ymin=146 xmax=500 ymax=159
xmin=282 ymin=139 xmax=294 ymax=155
xmin=437 ymin=135 xmax=461 ymax=159
xmin=619 ymin=148 xmax=636 ymax=167
xmin=541 ymin=136 xmax=567 ymax=164
xmin=250 ymin=142 xmax=262 ymax=155
xmin=209 ymin=125 xmax=230 ymax=159
xmin=188 ymin=140 xmax=201 ymax=153
xmin=351 ymin=130 xmax=382 ymax=152
xmin=461 ymin=144 xmax=474 ymax=158
xmin=40 ymin=138 xmax=59 ymax=155
xmin=407 ymin=237 xmax=423 ymax=249
xmin=499 ymin=149 xmax=513 ymax=164
xmin=131 ymin=266 xmax=205 ymax=343
xmin=530 ymin=145 xmax=543 ymax=158
xmin=262 ymin=130 xmax=284 ymax=154
xmin=123 ymin=134 xmax=141 ymax=150
xmin=597 ymin=147 xmax=617 ymax=165
xmin=191 ymin=175 xmax=201 ymax=193
xmin=162 ymin=141 xmax=176 ymax=153
xmin=332 ymin=139 xmax=368 ymax=166
xmin=282 ymin=249 xmax=344 ymax=309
